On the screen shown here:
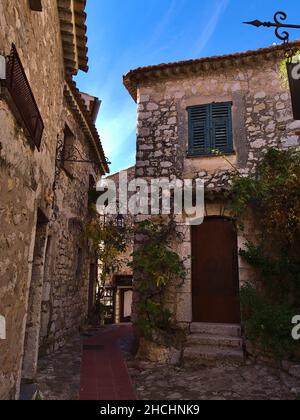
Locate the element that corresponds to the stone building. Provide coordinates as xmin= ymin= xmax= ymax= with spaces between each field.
xmin=0 ymin=0 xmax=108 ymax=400
xmin=102 ymin=166 xmax=135 ymax=324
xmin=123 ymin=41 xmax=300 ymax=363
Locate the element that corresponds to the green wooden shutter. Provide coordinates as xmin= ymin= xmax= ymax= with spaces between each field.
xmin=211 ymin=102 xmax=233 ymax=153
xmin=188 ymin=105 xmax=210 ymax=156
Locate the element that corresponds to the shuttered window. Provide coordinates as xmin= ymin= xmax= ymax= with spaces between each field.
xmin=188 ymin=102 xmax=233 ymax=156
xmin=6 ymin=44 xmax=44 ymax=150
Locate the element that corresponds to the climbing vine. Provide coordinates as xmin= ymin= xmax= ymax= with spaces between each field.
xmin=129 ymin=218 xmax=186 ymax=344
xmin=85 ymin=211 xmax=131 ymax=324
xmin=226 ymin=148 xmax=300 ymax=359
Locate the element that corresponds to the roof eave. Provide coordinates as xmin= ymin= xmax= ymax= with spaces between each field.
xmin=123 ymin=40 xmax=300 ymax=103
xmin=65 ymin=79 xmax=110 ymax=175
xmin=57 ymin=0 xmax=89 ymax=76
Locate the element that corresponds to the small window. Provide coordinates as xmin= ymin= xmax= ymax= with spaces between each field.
xmin=188 ymin=102 xmax=233 ymax=156
xmin=28 ymin=0 xmax=43 ymax=12
xmin=62 ymin=125 xmax=75 ymax=175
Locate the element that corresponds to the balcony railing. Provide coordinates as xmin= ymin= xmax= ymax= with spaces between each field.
xmin=6 ymin=44 xmax=44 ymax=150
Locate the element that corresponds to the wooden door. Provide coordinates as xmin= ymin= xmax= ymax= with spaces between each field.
xmin=192 ymin=218 xmax=240 ymax=324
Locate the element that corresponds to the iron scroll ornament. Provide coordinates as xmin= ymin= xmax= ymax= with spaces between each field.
xmin=56 ymin=136 xmax=111 ymax=166
xmin=244 ymin=11 xmax=300 ymax=43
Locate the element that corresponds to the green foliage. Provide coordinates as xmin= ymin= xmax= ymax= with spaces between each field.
xmin=86 ymin=219 xmax=129 ymax=278
xmin=227 ymin=148 xmax=300 ymax=244
xmin=225 ymin=176 xmax=257 ymax=217
xmin=240 ymin=284 xmax=298 ymax=359
xmin=227 ymin=148 xmax=300 ymax=359
xmin=85 ymin=218 xmax=131 ymax=324
xmin=130 ymin=218 xmax=186 ymax=341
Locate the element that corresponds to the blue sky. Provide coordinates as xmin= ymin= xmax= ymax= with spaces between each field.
xmin=76 ymin=0 xmax=300 ymax=174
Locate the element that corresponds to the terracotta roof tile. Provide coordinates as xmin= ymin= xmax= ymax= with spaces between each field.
xmin=66 ymin=78 xmax=109 ymax=174
xmin=124 ymin=40 xmax=300 ymax=101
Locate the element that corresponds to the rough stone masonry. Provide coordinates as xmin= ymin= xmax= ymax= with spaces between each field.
xmin=0 ymin=0 xmax=108 ymax=400
xmin=123 ymin=41 xmax=300 ymax=334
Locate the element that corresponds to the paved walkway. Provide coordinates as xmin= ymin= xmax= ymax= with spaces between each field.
xmin=128 ymin=360 xmax=300 ymax=401
xmin=37 ymin=325 xmax=300 ymax=400
xmin=36 ymin=334 xmax=82 ymax=400
xmin=79 ymin=325 xmax=136 ymax=400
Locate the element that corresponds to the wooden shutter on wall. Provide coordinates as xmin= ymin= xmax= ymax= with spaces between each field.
xmin=6 ymin=44 xmax=44 ymax=150
xmin=188 ymin=105 xmax=209 ymax=155
xmin=188 ymin=102 xmax=233 ymax=156
xmin=211 ymin=102 xmax=233 ymax=153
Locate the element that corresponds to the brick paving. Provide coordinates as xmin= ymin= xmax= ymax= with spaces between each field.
xmin=37 ymin=325 xmax=136 ymax=400
xmin=79 ymin=325 xmax=136 ymax=400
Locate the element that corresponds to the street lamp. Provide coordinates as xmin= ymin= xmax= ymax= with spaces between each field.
xmin=116 ymin=214 xmax=125 ymax=229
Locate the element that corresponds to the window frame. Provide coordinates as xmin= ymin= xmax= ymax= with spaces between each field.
xmin=187 ymin=101 xmax=234 ymax=157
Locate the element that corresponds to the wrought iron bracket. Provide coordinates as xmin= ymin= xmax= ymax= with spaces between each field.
xmin=55 ymin=136 xmax=111 ymax=166
xmin=244 ymin=11 xmax=300 ymax=43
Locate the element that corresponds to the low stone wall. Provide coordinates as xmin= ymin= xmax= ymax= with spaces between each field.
xmin=137 ymin=338 xmax=182 ymax=366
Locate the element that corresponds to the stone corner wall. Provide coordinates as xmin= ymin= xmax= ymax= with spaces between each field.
xmin=132 ymin=54 xmax=300 ymax=328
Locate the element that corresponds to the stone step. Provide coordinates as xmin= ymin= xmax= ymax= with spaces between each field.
xmin=184 ymin=345 xmax=245 ymax=367
xmin=190 ymin=323 xmax=241 ymax=337
xmin=187 ymin=334 xmax=243 ymax=349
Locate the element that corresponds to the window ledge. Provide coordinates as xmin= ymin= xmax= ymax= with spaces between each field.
xmin=186 ymin=151 xmax=236 ymax=159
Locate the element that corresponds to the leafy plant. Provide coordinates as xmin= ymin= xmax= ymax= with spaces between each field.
xmin=227 ymin=148 xmax=300 ymax=359
xmin=85 ymin=217 xmax=131 ymax=324
xmin=130 ymin=218 xmax=186 ymax=342
xmin=240 ymin=284 xmax=298 ymax=359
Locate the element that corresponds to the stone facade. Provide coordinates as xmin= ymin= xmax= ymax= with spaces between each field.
xmin=0 ymin=1 xmax=108 ymax=400
xmin=123 ymin=42 xmax=300 ymax=328
xmin=105 ymin=166 xmax=135 ymax=324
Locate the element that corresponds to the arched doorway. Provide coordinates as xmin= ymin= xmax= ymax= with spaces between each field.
xmin=192 ymin=217 xmax=240 ymax=324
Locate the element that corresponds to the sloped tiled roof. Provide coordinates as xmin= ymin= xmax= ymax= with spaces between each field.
xmin=65 ymin=78 xmax=109 ymax=174
xmin=124 ymin=40 xmax=300 ymax=101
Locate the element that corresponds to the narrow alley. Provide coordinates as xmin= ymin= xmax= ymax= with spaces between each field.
xmin=35 ymin=325 xmax=300 ymax=401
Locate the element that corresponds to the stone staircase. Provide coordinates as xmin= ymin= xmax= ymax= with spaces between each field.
xmin=183 ymin=323 xmax=244 ymax=367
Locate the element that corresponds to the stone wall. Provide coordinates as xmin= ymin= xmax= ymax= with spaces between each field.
xmin=0 ymin=0 xmax=66 ymax=400
xmin=0 ymin=1 xmax=104 ymax=399
xmin=133 ymin=53 xmax=300 ymax=326
xmin=38 ymin=99 xmax=101 ymax=354
xmin=105 ymin=167 xmax=135 ymax=323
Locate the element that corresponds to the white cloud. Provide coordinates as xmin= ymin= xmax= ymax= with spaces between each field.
xmin=191 ymin=0 xmax=229 ymax=57
xmin=97 ymin=101 xmax=136 ymax=162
